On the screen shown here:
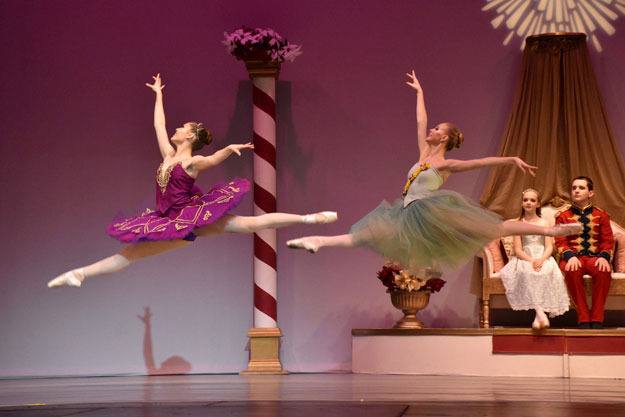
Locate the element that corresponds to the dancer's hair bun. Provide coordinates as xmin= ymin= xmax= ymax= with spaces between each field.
xmin=444 ymin=123 xmax=464 ymax=151
xmin=189 ymin=122 xmax=213 ymax=151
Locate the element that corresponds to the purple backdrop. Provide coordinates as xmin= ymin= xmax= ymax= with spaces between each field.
xmin=1 ymin=0 xmax=624 ymax=376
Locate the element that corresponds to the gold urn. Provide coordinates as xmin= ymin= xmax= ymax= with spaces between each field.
xmin=390 ymin=290 xmax=431 ymax=329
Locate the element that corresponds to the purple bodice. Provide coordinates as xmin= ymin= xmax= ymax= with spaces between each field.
xmin=155 ymin=163 xmax=203 ymax=217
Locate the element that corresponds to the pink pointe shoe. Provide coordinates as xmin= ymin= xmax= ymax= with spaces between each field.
xmin=47 ymin=269 xmax=83 ymax=288
xmin=286 ymin=237 xmax=321 ymax=253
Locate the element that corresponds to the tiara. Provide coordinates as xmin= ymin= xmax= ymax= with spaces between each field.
xmin=522 ymin=188 xmax=539 ymax=195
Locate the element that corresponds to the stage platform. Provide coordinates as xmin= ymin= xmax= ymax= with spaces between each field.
xmin=1 ymin=374 xmax=625 ymax=416
xmin=352 ymin=328 xmax=625 ymax=378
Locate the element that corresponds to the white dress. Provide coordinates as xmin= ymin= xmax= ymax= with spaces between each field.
xmin=499 ymin=221 xmax=570 ymax=317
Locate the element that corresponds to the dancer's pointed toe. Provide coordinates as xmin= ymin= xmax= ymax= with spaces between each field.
xmin=286 ymin=237 xmax=320 ymax=253
xmin=302 ymin=211 xmax=338 ymax=224
xmin=47 ymin=270 xmax=83 ymax=288
xmin=315 ymin=211 xmax=338 ymax=224
xmin=287 ymin=238 xmax=302 ymax=249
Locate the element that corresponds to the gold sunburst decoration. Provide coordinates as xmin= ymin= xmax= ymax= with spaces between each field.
xmin=483 ymin=0 xmax=625 ymax=51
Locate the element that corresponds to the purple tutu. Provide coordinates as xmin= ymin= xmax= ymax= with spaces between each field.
xmin=107 ymin=162 xmax=250 ymax=243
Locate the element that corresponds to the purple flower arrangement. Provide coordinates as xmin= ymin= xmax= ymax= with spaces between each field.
xmin=377 ymin=263 xmax=446 ymax=293
xmin=223 ymin=27 xmax=302 ymax=63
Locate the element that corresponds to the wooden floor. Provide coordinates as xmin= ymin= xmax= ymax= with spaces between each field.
xmin=1 ymin=374 xmax=625 ymax=416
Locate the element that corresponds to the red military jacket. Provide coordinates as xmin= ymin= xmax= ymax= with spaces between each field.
xmin=555 ymin=204 xmax=614 ymax=262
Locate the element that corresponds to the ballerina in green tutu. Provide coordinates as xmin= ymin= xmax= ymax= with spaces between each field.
xmin=287 ymin=70 xmax=582 ymax=272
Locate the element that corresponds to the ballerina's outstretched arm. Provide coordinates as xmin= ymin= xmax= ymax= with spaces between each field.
xmin=439 ymin=156 xmax=537 ymax=176
xmin=146 ymin=74 xmax=175 ymax=159
xmin=189 ymin=142 xmax=254 ymax=172
xmin=406 ymin=70 xmax=428 ymax=157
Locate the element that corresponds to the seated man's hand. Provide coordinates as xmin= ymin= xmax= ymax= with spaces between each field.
xmin=595 ymin=257 xmax=612 ymax=273
xmin=565 ymin=257 xmax=581 ymax=272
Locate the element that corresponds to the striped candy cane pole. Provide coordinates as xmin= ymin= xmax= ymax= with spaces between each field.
xmin=252 ymin=76 xmax=278 ymax=328
xmin=241 ymin=59 xmax=285 ymax=374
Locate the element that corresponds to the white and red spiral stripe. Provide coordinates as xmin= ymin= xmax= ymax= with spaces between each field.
xmin=252 ymin=77 xmax=278 ymax=328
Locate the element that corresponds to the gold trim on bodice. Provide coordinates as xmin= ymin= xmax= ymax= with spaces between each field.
xmin=402 ymin=162 xmax=431 ymax=197
xmin=156 ymin=162 xmax=179 ymax=194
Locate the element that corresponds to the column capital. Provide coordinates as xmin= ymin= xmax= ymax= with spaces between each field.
xmin=245 ymin=59 xmax=281 ymax=79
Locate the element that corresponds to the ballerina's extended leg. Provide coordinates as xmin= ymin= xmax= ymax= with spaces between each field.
xmin=225 ymin=211 xmax=338 ymax=232
xmin=499 ymin=221 xmax=582 ymax=237
xmin=287 ymin=234 xmax=355 ymax=253
xmin=48 ymin=254 xmax=131 ymax=288
xmin=287 ymin=221 xmax=582 ymax=254
xmin=47 ymin=240 xmax=190 ymax=288
xmin=196 ymin=211 xmax=338 ymax=237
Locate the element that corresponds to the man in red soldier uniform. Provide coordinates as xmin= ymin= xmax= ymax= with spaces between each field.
xmin=555 ymin=176 xmax=614 ymax=329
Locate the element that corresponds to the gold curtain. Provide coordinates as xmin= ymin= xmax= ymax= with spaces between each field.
xmin=479 ymin=33 xmax=625 ymax=226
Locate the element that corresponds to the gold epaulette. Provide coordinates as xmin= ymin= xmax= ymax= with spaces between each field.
xmin=554 ymin=205 xmax=572 ymax=218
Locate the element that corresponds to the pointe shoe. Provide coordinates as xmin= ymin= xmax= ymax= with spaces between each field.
xmin=552 ymin=222 xmax=583 ymax=236
xmin=532 ymin=317 xmax=542 ymax=330
xmin=286 ymin=237 xmax=320 ymax=253
xmin=302 ymin=211 xmax=338 ymax=224
xmin=47 ymin=270 xmax=83 ymax=288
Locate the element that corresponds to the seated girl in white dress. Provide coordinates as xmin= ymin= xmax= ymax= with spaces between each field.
xmin=500 ymin=189 xmax=570 ymax=329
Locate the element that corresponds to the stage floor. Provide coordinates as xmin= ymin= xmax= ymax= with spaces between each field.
xmin=1 ymin=374 xmax=625 ymax=416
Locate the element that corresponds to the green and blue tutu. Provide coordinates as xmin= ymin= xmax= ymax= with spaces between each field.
xmin=350 ymin=190 xmax=502 ymax=272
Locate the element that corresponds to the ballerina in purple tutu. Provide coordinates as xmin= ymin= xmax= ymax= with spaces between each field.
xmin=48 ymin=74 xmax=336 ymax=288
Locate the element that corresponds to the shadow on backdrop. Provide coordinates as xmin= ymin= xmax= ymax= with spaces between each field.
xmin=138 ymin=306 xmax=192 ymax=375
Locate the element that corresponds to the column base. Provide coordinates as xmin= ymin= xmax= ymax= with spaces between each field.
xmin=241 ymin=327 xmax=288 ymax=375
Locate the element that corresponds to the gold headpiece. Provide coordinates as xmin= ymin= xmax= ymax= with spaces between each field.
xmin=195 ymin=122 xmax=203 ymax=139
xmin=522 ymin=188 xmax=539 ymax=196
